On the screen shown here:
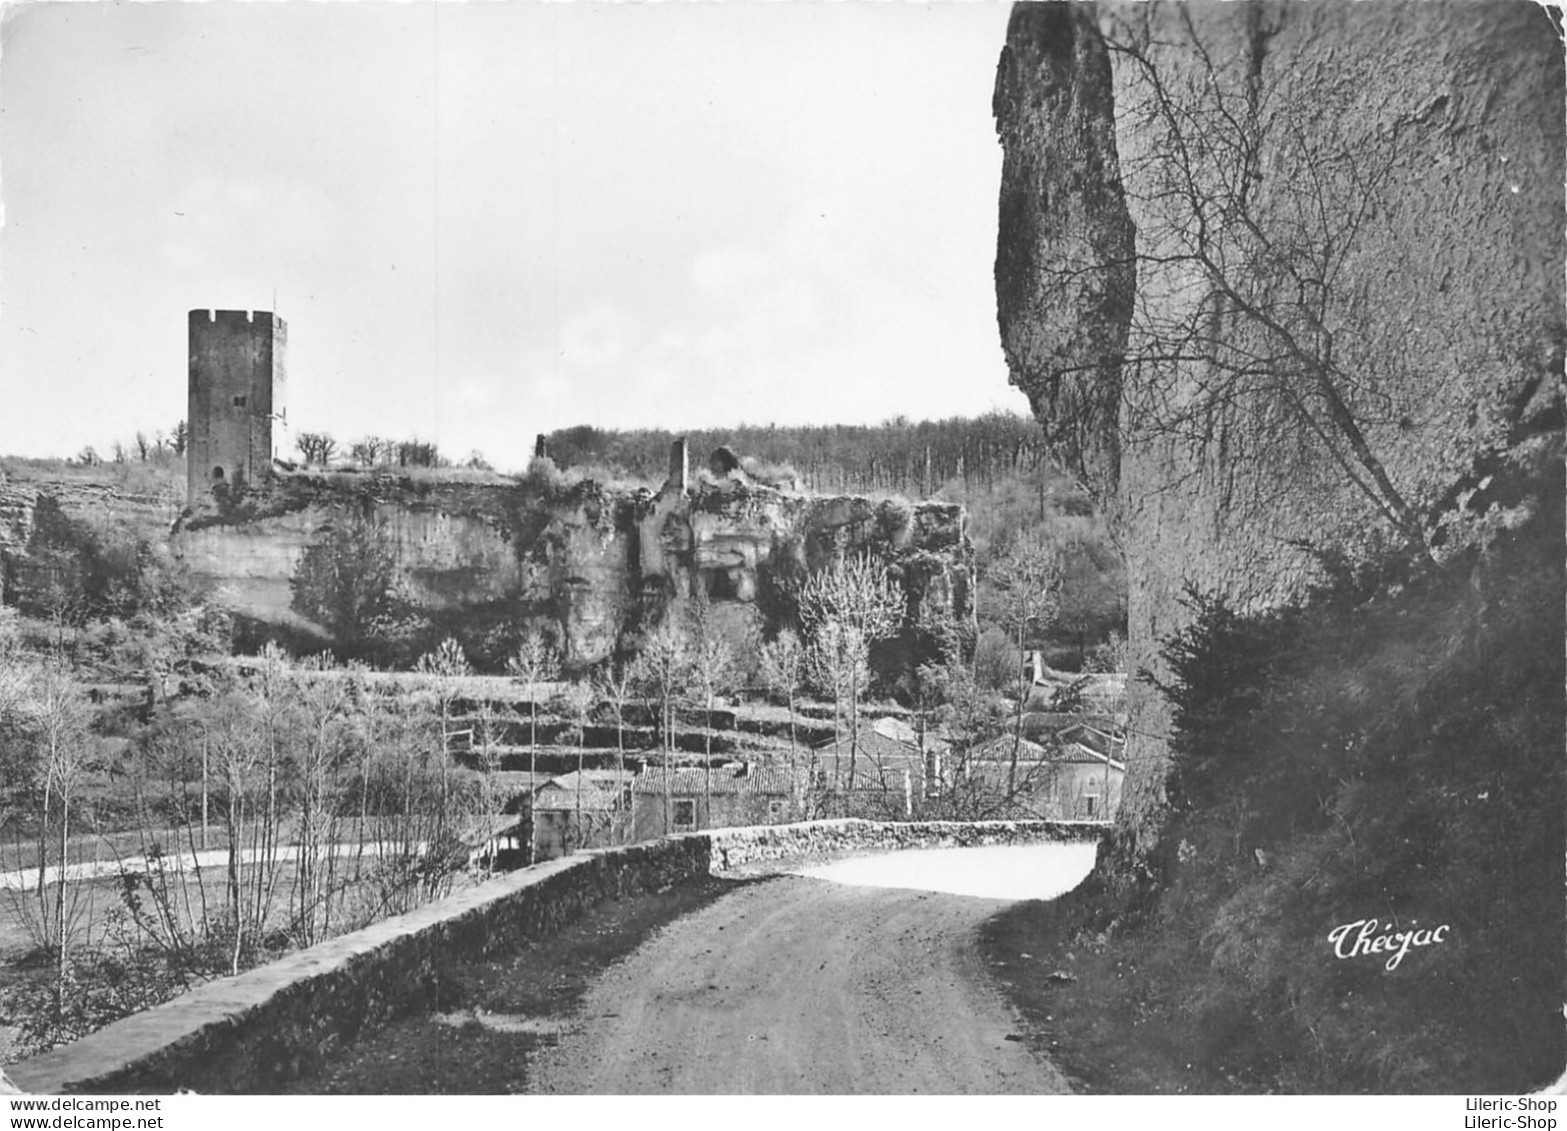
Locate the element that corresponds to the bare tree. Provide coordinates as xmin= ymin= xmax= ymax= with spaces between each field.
xmin=352 ymin=678 xmax=456 ymax=917
xmin=470 ymin=698 xmax=506 ymax=871
xmin=14 ymin=662 xmax=96 ymax=1024
xmin=593 ymin=664 xmax=637 ymax=844
xmin=630 ymin=621 xmax=691 ymax=836
xmin=415 ymin=636 xmax=472 ymax=847
xmin=122 ymin=721 xmax=217 ymax=984
xmin=205 ymin=689 xmax=263 ymax=974
xmin=295 ymin=432 xmax=338 ymax=468
xmin=559 ymin=681 xmax=596 ymax=853
xmin=986 ymin=535 xmax=1063 ymax=798
xmin=396 ymin=440 xmax=441 ymax=468
xmin=683 ymin=595 xmax=734 ymax=823
xmin=284 ymin=656 xmax=353 ymax=947
xmin=349 ymin=435 xmax=390 ymax=468
xmin=759 ymin=629 xmax=806 ymax=818
xmin=1091 ymin=8 xmax=1428 ymax=551
xmin=507 ymin=630 xmax=558 ymax=864
xmin=799 ymin=555 xmax=904 ymax=795
xmin=242 ymin=644 xmax=293 ymax=963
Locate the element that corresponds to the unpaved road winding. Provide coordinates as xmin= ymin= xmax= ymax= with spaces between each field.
xmin=528 ymin=873 xmax=1075 ymax=1095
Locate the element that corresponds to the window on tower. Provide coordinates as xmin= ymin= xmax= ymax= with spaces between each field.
xmin=233 ymin=395 xmax=248 ymax=408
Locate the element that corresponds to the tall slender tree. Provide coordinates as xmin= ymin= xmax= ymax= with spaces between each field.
xmin=415 ymin=636 xmax=472 ymax=851
xmin=759 ymin=629 xmax=806 ymax=817
xmin=631 ymin=621 xmax=691 ymax=836
xmin=986 ymin=535 xmax=1063 ymax=800
xmin=559 ymin=680 xmax=596 ymax=853
xmin=593 ymin=664 xmax=637 ymax=844
xmin=507 ymin=630 xmax=558 ymax=864
xmin=684 ymin=595 xmax=735 ymax=825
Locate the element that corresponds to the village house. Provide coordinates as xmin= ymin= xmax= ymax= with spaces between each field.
xmin=630 ymin=764 xmax=794 ymax=842
xmin=947 ymin=729 xmax=1125 ymax=821
xmin=811 ymin=727 xmax=938 ymax=818
xmin=1051 ymin=722 xmax=1126 ymax=820
xmin=956 ymin=734 xmax=1062 ymax=817
xmin=530 ymin=768 xmax=636 ymax=858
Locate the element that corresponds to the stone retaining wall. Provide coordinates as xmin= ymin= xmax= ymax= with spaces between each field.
xmin=707 ymin=816 xmax=1099 ymax=871
xmin=5 ymin=819 xmax=1097 ymax=1095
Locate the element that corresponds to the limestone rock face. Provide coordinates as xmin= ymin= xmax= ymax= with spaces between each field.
xmin=993 ymin=3 xmax=1134 ymax=500
xmin=168 ymin=470 xmax=971 ymax=674
xmin=0 ymin=477 xmax=182 ymax=608
xmin=994 ymin=1 xmax=1565 ymax=849
xmin=174 ymin=500 xmax=524 ymax=639
xmin=0 ymin=481 xmax=37 ymax=597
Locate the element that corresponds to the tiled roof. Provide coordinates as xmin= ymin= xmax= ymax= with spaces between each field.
xmin=871 ymin=716 xmax=918 ymax=744
xmin=1057 ymin=723 xmax=1124 ymax=756
xmin=530 ymin=770 xmax=634 ymax=811
xmin=957 ymin=731 xmax=1125 ymax=776
xmin=631 ymin=766 xmax=793 ymax=797
xmin=1059 ymin=743 xmax=1127 ymax=773
xmin=813 ymin=728 xmax=924 ymax=764
xmin=541 ymin=769 xmax=634 ymax=791
xmin=1023 ymin=712 xmax=1121 ymax=735
xmin=482 ymin=771 xmax=554 ymax=793
xmin=533 ymin=780 xmax=620 ymax=811
xmin=965 ymin=735 xmax=1056 ymax=763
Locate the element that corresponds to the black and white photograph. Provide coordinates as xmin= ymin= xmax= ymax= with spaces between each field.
xmin=0 ymin=0 xmax=1562 ymax=1107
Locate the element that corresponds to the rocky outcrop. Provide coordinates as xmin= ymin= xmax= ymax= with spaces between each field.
xmin=0 ymin=481 xmax=36 ymax=604
xmin=993 ymin=4 xmax=1134 ymax=501
xmin=173 ymin=483 xmax=525 ymax=640
xmin=170 ymin=465 xmax=971 ymax=673
xmin=994 ymin=1 xmax=1565 ymax=854
xmin=0 ymin=476 xmax=182 ymax=609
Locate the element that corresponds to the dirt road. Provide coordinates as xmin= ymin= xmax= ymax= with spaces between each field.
xmin=527 ymin=874 xmax=1073 ymax=1095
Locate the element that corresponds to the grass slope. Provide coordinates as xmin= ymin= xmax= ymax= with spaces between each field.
xmin=987 ymin=495 xmax=1564 ymax=1093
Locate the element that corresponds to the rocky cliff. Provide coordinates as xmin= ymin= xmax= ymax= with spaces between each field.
xmin=168 ymin=464 xmax=971 ymax=674
xmin=994 ymin=1 xmax=1564 ymax=856
xmin=0 ymin=474 xmax=184 ymax=609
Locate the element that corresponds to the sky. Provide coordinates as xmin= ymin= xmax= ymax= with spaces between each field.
xmin=0 ymin=0 xmax=1023 ymax=471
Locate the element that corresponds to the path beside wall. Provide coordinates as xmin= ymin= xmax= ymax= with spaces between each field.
xmin=6 ymin=820 xmax=1099 ymax=1095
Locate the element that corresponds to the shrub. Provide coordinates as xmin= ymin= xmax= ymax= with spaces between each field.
xmin=1091 ymin=489 xmax=1565 ymax=1092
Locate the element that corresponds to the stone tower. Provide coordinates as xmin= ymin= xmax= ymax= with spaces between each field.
xmin=187 ymin=309 xmax=287 ymax=506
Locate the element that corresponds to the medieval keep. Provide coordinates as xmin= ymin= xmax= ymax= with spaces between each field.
xmin=187 ymin=309 xmax=287 ymax=505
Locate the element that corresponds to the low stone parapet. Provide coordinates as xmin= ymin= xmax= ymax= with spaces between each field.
xmin=705 ymin=817 xmax=1100 ymax=871
xmin=5 ymin=819 xmax=1096 ymax=1095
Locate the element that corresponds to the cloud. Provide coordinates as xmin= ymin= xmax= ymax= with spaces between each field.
xmin=558 ymin=307 xmax=631 ymax=371
xmin=160 ymin=174 xmax=340 ymax=278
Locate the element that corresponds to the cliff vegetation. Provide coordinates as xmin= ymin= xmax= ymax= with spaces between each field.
xmin=989 ymin=472 xmax=1563 ymax=1092
xmin=989 ymin=0 xmax=1564 ymax=1091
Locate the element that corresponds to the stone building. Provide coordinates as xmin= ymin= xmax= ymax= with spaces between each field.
xmin=187 ymin=309 xmax=287 ymax=506
xmin=630 ymin=765 xmax=794 ymax=843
